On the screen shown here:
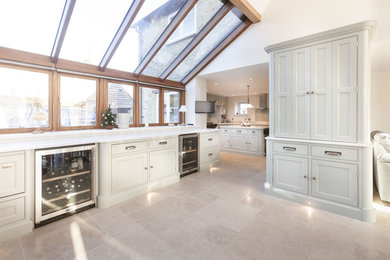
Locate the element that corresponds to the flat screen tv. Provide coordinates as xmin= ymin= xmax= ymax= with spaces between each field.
xmin=195 ymin=101 xmax=215 ymax=113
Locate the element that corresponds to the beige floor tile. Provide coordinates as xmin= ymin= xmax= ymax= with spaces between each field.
xmin=170 ymin=237 xmax=222 ymax=260
xmin=0 ymin=238 xmax=24 ymax=260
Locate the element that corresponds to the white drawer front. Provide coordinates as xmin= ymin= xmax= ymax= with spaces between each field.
xmin=200 ymin=147 xmax=219 ymax=164
xmin=0 ymin=152 xmax=25 ymax=198
xmin=221 ymin=129 xmax=230 ymax=134
xmin=249 ymin=129 xmax=259 ymax=135
xmin=232 ymin=129 xmax=247 ymax=135
xmin=273 ymin=142 xmax=308 ymax=156
xmin=0 ymin=197 xmax=25 ymax=227
xmin=200 ymin=133 xmax=220 ymax=148
xmin=311 ymin=146 xmax=358 ymax=162
xmin=150 ymin=137 xmax=176 ymax=150
xmin=112 ymin=141 xmax=148 ymax=156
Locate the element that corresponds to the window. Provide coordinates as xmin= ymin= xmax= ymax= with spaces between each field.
xmin=139 ymin=87 xmax=160 ymax=124
xmin=167 ymin=8 xmax=196 ymax=44
xmin=0 ymin=66 xmax=50 ymax=130
xmin=59 ymin=76 xmax=97 ymax=128
xmin=164 ymin=90 xmax=180 ymax=123
xmin=235 ymin=102 xmax=248 ymax=115
xmin=108 ymin=82 xmax=135 ymax=125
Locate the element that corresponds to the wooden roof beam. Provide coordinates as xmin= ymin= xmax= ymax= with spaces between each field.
xmin=98 ymin=0 xmax=145 ymax=71
xmin=229 ymin=0 xmax=261 ymax=23
xmin=50 ymin=0 xmax=76 ymax=63
xmin=182 ymin=18 xmax=251 ymax=85
xmin=133 ymin=0 xmax=198 ymax=76
xmin=160 ymin=2 xmax=233 ymax=80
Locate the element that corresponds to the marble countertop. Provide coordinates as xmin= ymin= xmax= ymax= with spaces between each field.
xmin=0 ymin=126 xmax=219 ymax=153
xmin=218 ymin=125 xmax=269 ymax=130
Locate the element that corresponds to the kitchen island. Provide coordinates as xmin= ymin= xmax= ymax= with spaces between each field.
xmin=219 ymin=125 xmax=269 ymax=157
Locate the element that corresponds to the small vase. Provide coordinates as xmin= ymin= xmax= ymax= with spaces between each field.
xmin=105 ymin=125 xmax=115 ymax=130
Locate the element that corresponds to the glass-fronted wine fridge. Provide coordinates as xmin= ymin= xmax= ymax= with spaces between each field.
xmin=35 ymin=144 xmax=96 ymax=225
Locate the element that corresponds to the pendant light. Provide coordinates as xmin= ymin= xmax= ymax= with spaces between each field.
xmin=242 ymin=85 xmax=254 ymax=108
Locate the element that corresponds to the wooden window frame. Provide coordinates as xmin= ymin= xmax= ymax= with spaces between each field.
xmin=104 ymin=79 xmax=136 ymax=128
xmin=162 ymin=89 xmax=181 ymax=125
xmin=55 ymin=73 xmax=101 ymax=131
xmin=0 ymin=63 xmax=53 ymax=134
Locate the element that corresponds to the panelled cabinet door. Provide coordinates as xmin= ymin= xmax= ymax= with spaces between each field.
xmin=332 ymin=37 xmax=358 ymax=142
xmin=247 ymin=135 xmax=259 ymax=152
xmin=221 ymin=134 xmax=230 ymax=149
xmin=230 ymin=134 xmax=248 ymax=151
xmin=150 ymin=148 xmax=176 ymax=182
xmin=0 ymin=153 xmax=24 ymax=198
xmin=310 ymin=43 xmax=332 ymax=141
xmin=273 ymin=155 xmax=309 ymax=194
xmin=111 ymin=152 xmax=148 ymax=194
xmin=274 ymin=51 xmax=292 ymax=137
xmin=291 ymin=47 xmax=311 ymax=139
xmin=311 ymin=159 xmax=358 ymax=206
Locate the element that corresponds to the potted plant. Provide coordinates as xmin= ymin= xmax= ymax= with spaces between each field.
xmin=101 ymin=105 xmax=117 ymax=129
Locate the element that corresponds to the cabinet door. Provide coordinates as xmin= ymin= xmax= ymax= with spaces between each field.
xmin=247 ymin=135 xmax=259 ymax=153
xmin=311 ymin=159 xmax=357 ymax=206
xmin=111 ymin=152 xmax=148 ymax=194
xmin=230 ymin=134 xmax=248 ymax=151
xmin=311 ymin=43 xmax=332 ymax=141
xmin=274 ymin=51 xmax=292 ymax=137
xmin=221 ymin=134 xmax=230 ymax=149
xmin=273 ymin=155 xmax=308 ymax=194
xmin=291 ymin=47 xmax=311 ymax=139
xmin=0 ymin=153 xmax=24 ymax=198
xmin=332 ymin=37 xmax=357 ymax=142
xmin=150 ymin=148 xmax=177 ymax=182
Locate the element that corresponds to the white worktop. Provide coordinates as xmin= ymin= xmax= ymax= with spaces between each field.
xmin=219 ymin=125 xmax=269 ymax=130
xmin=0 ymin=126 xmax=219 ymax=153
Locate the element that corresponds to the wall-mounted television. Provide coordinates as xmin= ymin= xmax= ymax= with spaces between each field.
xmin=195 ymin=101 xmax=215 ymax=113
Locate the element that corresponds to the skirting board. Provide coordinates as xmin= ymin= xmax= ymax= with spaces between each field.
xmin=0 ymin=220 xmax=33 ymax=242
xmin=98 ymin=174 xmax=179 ymax=209
xmin=264 ymin=183 xmax=376 ymax=222
xmin=220 ymin=148 xmax=264 ymax=157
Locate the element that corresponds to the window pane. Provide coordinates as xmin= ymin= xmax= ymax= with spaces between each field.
xmin=60 ymin=0 xmax=134 ymax=65
xmin=168 ymin=11 xmax=242 ymax=82
xmin=0 ymin=0 xmax=64 ymax=55
xmin=140 ymin=87 xmax=160 ymax=124
xmin=108 ymin=0 xmax=186 ymax=72
xmin=0 ymin=67 xmax=49 ymax=129
xmin=60 ymin=76 xmax=97 ymax=127
xmin=143 ymin=0 xmax=223 ymax=78
xmin=164 ymin=91 xmax=180 ymax=123
xmin=108 ymin=82 xmax=134 ymax=125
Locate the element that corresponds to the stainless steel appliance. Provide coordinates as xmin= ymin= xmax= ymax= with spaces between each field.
xmin=35 ymin=144 xmax=96 ymax=225
xmin=179 ymin=133 xmax=199 ymax=177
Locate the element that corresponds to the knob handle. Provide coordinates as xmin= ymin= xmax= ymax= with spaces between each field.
xmin=303 ymin=175 xmax=307 ymax=179
xmin=150 ymin=165 xmax=154 ymax=169
xmin=144 ymin=167 xmax=148 ymax=170
xmin=312 ymin=177 xmax=316 ymax=180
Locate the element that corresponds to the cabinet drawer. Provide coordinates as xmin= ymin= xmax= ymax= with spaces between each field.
xmin=249 ymin=129 xmax=259 ymax=135
xmin=150 ymin=137 xmax=176 ymax=150
xmin=0 ymin=197 xmax=25 ymax=227
xmin=200 ymin=147 xmax=219 ymax=164
xmin=232 ymin=129 xmax=247 ymax=135
xmin=221 ymin=129 xmax=230 ymax=134
xmin=273 ymin=142 xmax=308 ymax=156
xmin=311 ymin=146 xmax=358 ymax=162
xmin=112 ymin=141 xmax=148 ymax=156
xmin=0 ymin=152 xmax=25 ymax=198
xmin=200 ymin=133 xmax=220 ymax=148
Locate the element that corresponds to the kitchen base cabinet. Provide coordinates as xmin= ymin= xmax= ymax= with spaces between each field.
xmin=98 ymin=137 xmax=179 ymax=209
xmin=273 ymin=155 xmax=308 ymax=194
xmin=220 ymin=128 xmax=265 ymax=157
xmin=200 ymin=132 xmax=220 ymax=171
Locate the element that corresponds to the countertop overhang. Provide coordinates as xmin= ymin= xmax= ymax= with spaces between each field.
xmin=0 ymin=126 xmax=219 ymax=153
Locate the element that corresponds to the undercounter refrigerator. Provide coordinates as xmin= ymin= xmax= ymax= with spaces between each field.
xmin=35 ymin=144 xmax=96 ymax=225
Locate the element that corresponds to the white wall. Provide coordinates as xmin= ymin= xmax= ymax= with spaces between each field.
xmin=227 ymin=94 xmax=269 ymax=123
xmin=185 ymin=77 xmax=207 ymax=128
xmin=371 ymin=70 xmax=390 ymax=132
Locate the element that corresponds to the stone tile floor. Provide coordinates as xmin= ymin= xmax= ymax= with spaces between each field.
xmin=2 ymin=152 xmax=390 ymax=259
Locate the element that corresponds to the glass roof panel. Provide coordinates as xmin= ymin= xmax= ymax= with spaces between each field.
xmin=0 ymin=0 xmax=64 ymax=55
xmin=167 ymin=11 xmax=242 ymax=82
xmin=142 ymin=0 xmax=223 ymax=78
xmin=59 ymin=0 xmax=133 ymax=65
xmin=108 ymin=0 xmax=186 ymax=73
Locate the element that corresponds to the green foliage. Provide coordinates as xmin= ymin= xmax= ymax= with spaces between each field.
xmin=100 ymin=105 xmax=117 ymax=128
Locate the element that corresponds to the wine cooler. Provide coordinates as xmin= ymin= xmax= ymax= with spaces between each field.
xmin=179 ymin=133 xmax=199 ymax=177
xmin=35 ymin=144 xmax=96 ymax=225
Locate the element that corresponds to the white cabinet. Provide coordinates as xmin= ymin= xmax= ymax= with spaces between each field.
xmin=0 ymin=196 xmax=25 ymax=227
xmin=150 ymin=148 xmax=176 ymax=182
xmin=247 ymin=135 xmax=260 ymax=153
xmin=230 ymin=134 xmax=248 ymax=150
xmin=200 ymin=132 xmax=220 ymax=170
xmin=0 ymin=152 xmax=24 ymax=198
xmin=310 ymin=42 xmax=333 ymax=141
xmin=111 ymin=152 xmax=148 ymax=194
xmin=291 ymin=47 xmax=311 ymax=139
xmin=274 ymin=51 xmax=292 ymax=137
xmin=220 ymin=128 xmax=265 ymax=156
xmin=311 ymin=159 xmax=358 ymax=206
xmin=273 ymin=155 xmax=308 ymax=194
xmin=221 ymin=133 xmax=230 ymax=149
xmin=332 ymin=37 xmax=357 ymax=143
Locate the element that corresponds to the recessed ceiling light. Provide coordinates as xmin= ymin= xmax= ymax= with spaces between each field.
xmin=249 ymin=77 xmax=253 ymax=81
xmin=214 ymin=82 xmax=218 ymax=86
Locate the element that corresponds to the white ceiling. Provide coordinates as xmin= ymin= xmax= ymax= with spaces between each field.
xmin=201 ymin=63 xmax=269 ymax=97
